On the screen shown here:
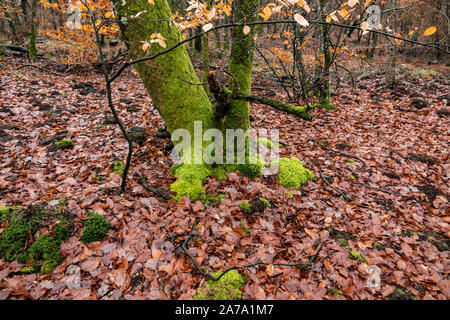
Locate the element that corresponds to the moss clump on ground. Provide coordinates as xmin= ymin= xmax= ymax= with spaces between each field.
xmin=256 ymin=138 xmax=280 ymax=149
xmin=21 ymin=234 xmax=62 ymax=274
xmin=239 ymin=202 xmax=251 ymax=215
xmin=53 ymin=139 xmax=75 ymax=150
xmin=271 ymin=157 xmax=315 ymax=189
xmin=0 ymin=204 xmax=73 ymax=273
xmin=327 ymin=287 xmax=343 ymax=296
xmin=0 ymin=206 xmax=21 ymax=222
xmin=80 ymin=211 xmax=111 ymax=243
xmin=194 ymin=270 xmax=246 ymax=300
xmin=259 ymin=197 xmax=271 ymax=208
xmin=0 ymin=215 xmax=35 ymax=262
xmin=327 ymin=227 xmax=354 ymax=248
xmin=349 ymin=251 xmax=367 ymax=263
xmin=112 ymin=161 xmax=125 ymax=175
xmin=286 ymin=192 xmax=294 ymax=199
xmin=205 ymin=193 xmax=225 ymax=205
xmin=387 ymin=287 xmax=418 ymax=300
xmin=237 ymin=154 xmax=265 ymax=178
xmin=372 ymin=242 xmax=385 ymax=250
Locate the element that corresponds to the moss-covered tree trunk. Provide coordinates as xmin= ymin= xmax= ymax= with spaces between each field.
xmin=224 ymin=0 xmax=260 ymax=131
xmin=112 ymin=0 xmax=215 ymax=136
xmin=112 ymin=0 xmax=261 ymax=200
xmin=113 ymin=0 xmax=219 ymax=200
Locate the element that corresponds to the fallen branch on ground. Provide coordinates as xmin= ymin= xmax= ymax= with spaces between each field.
xmin=181 ymin=234 xmax=325 ymax=282
xmin=17 ymin=64 xmax=66 ymax=77
xmin=134 ymin=172 xmax=171 ymax=200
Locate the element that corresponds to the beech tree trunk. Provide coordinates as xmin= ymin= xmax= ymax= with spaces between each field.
xmin=112 ymin=0 xmax=216 ymax=138
xmin=112 ymin=0 xmax=260 ymax=200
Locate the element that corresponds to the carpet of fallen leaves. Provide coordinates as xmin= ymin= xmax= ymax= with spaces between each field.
xmin=0 ymin=55 xmax=448 ymax=300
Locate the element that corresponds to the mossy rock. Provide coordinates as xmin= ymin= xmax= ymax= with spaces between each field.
xmin=239 ymin=198 xmax=267 ymax=216
xmin=53 ymin=138 xmax=74 ymax=150
xmin=128 ymin=127 xmax=147 ymax=146
xmin=194 ymin=270 xmax=246 ymax=300
xmin=80 ymin=211 xmax=111 ymax=243
xmin=271 ymin=157 xmax=315 ymax=189
xmin=387 ymin=287 xmax=418 ymax=300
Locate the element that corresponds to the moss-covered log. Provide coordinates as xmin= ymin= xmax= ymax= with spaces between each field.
xmin=208 ymin=73 xmax=312 ymax=120
xmin=234 ymin=92 xmax=313 ymax=120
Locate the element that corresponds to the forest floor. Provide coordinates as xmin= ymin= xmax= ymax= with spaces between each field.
xmin=0 ymin=54 xmax=449 ymax=300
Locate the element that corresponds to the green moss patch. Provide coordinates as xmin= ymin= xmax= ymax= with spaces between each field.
xmin=111 ymin=161 xmax=125 ymax=175
xmin=256 ymin=138 xmax=281 ymax=149
xmin=271 ymin=157 xmax=315 ymax=189
xmin=349 ymin=251 xmax=367 ymax=263
xmin=237 ymin=154 xmax=265 ymax=178
xmin=53 ymin=139 xmax=74 ymax=150
xmin=80 ymin=211 xmax=111 ymax=243
xmin=327 ymin=287 xmax=343 ymax=296
xmin=0 ymin=204 xmax=73 ymax=273
xmin=194 ymin=270 xmax=246 ymax=300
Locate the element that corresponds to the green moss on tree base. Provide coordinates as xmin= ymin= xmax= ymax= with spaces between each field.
xmin=271 ymin=157 xmax=315 ymax=189
xmin=80 ymin=212 xmax=111 ymax=243
xmin=170 ymin=164 xmax=211 ymax=202
xmin=194 ymin=270 xmax=246 ymax=300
